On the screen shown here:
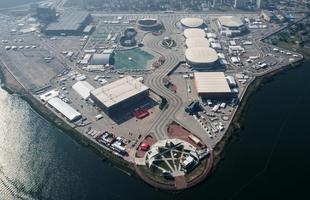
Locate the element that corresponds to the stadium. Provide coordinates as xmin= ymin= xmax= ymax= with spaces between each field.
xmin=137 ymin=18 xmax=162 ymax=31
xmin=180 ymin=17 xmax=204 ymax=29
xmin=217 ymin=16 xmax=247 ymax=37
xmin=185 ymin=47 xmax=219 ymax=69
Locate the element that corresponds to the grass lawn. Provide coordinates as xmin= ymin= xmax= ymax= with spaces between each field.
xmin=113 ymin=48 xmax=154 ymax=70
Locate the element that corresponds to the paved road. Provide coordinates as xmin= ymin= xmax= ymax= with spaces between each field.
xmin=143 ymin=19 xmax=184 ymax=140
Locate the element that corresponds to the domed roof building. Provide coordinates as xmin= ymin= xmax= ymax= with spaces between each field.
xmin=90 ymin=53 xmax=112 ymax=65
xmin=185 ymin=47 xmax=219 ymax=68
xmin=180 ymin=17 xmax=204 ymax=29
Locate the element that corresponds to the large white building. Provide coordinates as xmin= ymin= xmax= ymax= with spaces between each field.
xmin=185 ymin=47 xmax=219 ymax=69
xmin=194 ymin=72 xmax=231 ymax=98
xmin=90 ymin=76 xmax=149 ymax=115
xmin=48 ymin=97 xmax=82 ymax=122
xmin=72 ymin=81 xmax=95 ymax=100
xmin=180 ymin=17 xmax=204 ymax=29
xmin=217 ymin=16 xmax=246 ymax=37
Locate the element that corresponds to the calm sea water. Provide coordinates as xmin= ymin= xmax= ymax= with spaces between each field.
xmin=0 ymin=60 xmax=309 ymax=200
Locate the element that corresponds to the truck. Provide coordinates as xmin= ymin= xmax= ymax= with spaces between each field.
xmin=212 ymin=104 xmax=220 ymax=112
xmin=95 ymin=114 xmax=103 ymax=121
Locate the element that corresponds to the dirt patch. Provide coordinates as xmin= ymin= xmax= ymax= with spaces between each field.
xmin=168 ymin=122 xmax=203 ymax=149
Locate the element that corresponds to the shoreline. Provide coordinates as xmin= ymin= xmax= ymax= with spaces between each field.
xmin=0 ymin=43 xmax=306 ymax=192
xmin=0 ymin=64 xmax=137 ymax=178
xmin=211 ymin=57 xmax=306 ymax=170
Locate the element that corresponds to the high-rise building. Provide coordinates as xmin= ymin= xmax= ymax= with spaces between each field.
xmin=234 ymin=0 xmax=247 ymax=8
xmin=212 ymin=0 xmax=223 ymax=7
xmin=36 ymin=2 xmax=56 ymax=22
xmin=256 ymin=0 xmax=262 ymax=9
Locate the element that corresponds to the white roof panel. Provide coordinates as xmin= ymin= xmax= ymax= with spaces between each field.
xmin=72 ymin=81 xmax=95 ymax=99
xmin=48 ymin=97 xmax=81 ymax=121
xmin=194 ymin=72 xmax=231 ymax=94
xmin=185 ymin=47 xmax=218 ymax=64
xmin=40 ymin=89 xmax=59 ymax=102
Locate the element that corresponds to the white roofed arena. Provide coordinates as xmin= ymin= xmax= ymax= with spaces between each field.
xmin=185 ymin=47 xmax=219 ymax=69
xmin=180 ymin=17 xmax=204 ymax=29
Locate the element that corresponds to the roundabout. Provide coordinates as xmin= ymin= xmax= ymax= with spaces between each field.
xmin=161 ymin=37 xmax=176 ymax=49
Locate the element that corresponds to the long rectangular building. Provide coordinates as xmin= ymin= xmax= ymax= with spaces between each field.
xmin=194 ymin=72 xmax=231 ymax=98
xmin=48 ymin=97 xmax=81 ymax=122
xmin=90 ymin=76 xmax=149 ymax=115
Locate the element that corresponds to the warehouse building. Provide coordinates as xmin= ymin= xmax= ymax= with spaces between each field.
xmin=180 ymin=17 xmax=205 ymax=29
xmin=194 ymin=72 xmax=231 ymax=98
xmin=45 ymin=10 xmax=91 ymax=35
xmin=72 ymin=81 xmax=95 ymax=100
xmin=90 ymin=76 xmax=149 ymax=115
xmin=185 ymin=47 xmax=219 ymax=70
xmin=47 ymin=97 xmax=81 ymax=122
xmin=217 ymin=16 xmax=247 ymax=37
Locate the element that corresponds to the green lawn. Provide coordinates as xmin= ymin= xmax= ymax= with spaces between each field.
xmin=113 ymin=48 xmax=153 ymax=70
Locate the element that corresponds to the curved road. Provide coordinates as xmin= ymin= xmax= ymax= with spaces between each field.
xmin=144 ymin=18 xmax=184 ymax=140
